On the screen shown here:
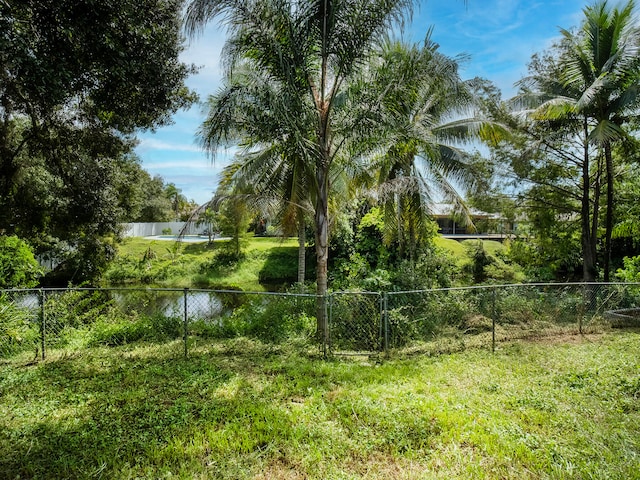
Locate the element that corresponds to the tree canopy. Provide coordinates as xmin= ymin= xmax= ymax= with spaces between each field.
xmin=0 ymin=0 xmax=196 ymax=283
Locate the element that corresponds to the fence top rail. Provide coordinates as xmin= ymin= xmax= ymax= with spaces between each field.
xmin=385 ymin=282 xmax=640 ymax=297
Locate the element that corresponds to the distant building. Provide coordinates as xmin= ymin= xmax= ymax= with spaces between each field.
xmin=430 ymin=203 xmax=515 ymax=241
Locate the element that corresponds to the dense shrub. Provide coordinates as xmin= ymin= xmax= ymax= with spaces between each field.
xmin=616 ymin=256 xmax=640 ymax=283
xmin=90 ymin=314 xmax=183 ymax=346
xmin=0 ymin=236 xmax=42 ymax=288
xmin=258 ymin=248 xmax=298 ymax=283
xmin=223 ymin=295 xmax=315 ymax=342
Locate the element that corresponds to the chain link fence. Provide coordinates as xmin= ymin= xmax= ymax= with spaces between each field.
xmin=329 ymin=292 xmax=383 ymax=354
xmin=0 ymin=288 xmax=318 ymax=362
xmin=384 ymin=282 xmax=640 ymax=355
xmin=1 ymin=283 xmax=639 ymax=361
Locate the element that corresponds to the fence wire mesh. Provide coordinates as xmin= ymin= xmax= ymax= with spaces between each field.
xmin=1 ymin=283 xmax=639 ymax=361
xmin=329 ymin=292 xmax=382 ymax=354
xmin=385 ymin=283 xmax=640 ymax=354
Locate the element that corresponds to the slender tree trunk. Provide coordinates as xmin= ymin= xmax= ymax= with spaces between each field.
xmin=297 ymin=213 xmax=306 ymax=285
xmin=408 ymin=212 xmax=416 ymax=266
xmin=592 ymin=155 xmax=602 ymax=269
xmin=581 ymin=119 xmax=596 ymax=282
xmin=314 ymin=163 xmax=329 ymax=349
xmin=396 ymin=194 xmax=405 ymax=259
xmin=603 ymin=141 xmax=614 ymax=282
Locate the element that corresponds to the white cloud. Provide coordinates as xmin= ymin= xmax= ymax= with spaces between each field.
xmin=137 ymin=138 xmax=202 ymax=153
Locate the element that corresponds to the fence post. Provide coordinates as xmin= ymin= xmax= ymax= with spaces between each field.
xmin=491 ymin=287 xmax=496 ymax=353
xmin=39 ymin=289 xmax=46 ymax=360
xmin=183 ymin=288 xmax=188 ymax=358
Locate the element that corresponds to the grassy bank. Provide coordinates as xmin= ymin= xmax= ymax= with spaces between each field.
xmin=105 ymin=236 xmax=301 ymax=291
xmin=105 ymin=236 xmax=506 ymax=291
xmin=1 ymin=331 xmax=638 ymax=479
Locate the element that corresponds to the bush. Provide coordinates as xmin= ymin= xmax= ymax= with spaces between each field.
xmin=199 ymin=249 xmax=244 ymax=274
xmin=44 ymin=289 xmax=114 ymax=330
xmin=258 ymin=248 xmax=298 ymax=283
xmin=213 ymin=294 xmax=315 ymax=342
xmin=0 ymin=236 xmax=42 ymax=288
xmin=616 ymin=256 xmax=640 ymax=283
xmin=90 ymin=314 xmax=183 ymax=346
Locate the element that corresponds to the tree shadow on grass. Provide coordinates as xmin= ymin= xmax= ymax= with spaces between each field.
xmin=0 ymin=350 xmax=235 ymax=478
xmin=0 ymin=344 xmax=353 ymax=479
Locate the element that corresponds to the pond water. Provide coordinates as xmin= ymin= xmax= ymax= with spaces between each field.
xmin=12 ymin=289 xmax=241 ymax=324
xmin=110 ymin=290 xmax=238 ymax=322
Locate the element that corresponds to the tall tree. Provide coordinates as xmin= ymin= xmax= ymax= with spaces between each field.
xmin=558 ymin=0 xmax=640 ymax=280
xmin=185 ymin=0 xmax=413 ymax=343
xmin=0 ymin=0 xmax=195 ymax=282
xmin=509 ymin=44 xmax=601 ymax=281
xmin=509 ymin=0 xmax=640 ymax=281
xmin=198 ymin=63 xmax=316 ymax=285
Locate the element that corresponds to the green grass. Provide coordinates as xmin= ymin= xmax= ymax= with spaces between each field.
xmin=1 ymin=332 xmax=639 ymax=479
xmin=106 ymin=236 xmax=300 ymax=291
xmin=434 ymin=237 xmax=506 ymax=266
xmin=109 ymin=235 xmax=505 ymax=291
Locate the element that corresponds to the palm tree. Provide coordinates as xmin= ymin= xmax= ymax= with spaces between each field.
xmin=184 ymin=0 xmax=414 ymax=345
xmin=509 ymin=0 xmax=640 ymax=282
xmin=357 ymin=35 xmax=502 ymax=263
xmin=194 ymin=59 xmax=316 ymax=284
xmin=164 ymin=183 xmax=184 ymax=221
xmin=511 ymin=47 xmax=601 ymax=282
xmin=560 ymin=0 xmax=640 ymax=280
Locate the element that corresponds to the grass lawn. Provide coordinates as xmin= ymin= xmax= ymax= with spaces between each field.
xmin=434 ymin=237 xmax=506 ymax=266
xmin=107 ymin=236 xmax=300 ymax=291
xmin=1 ymin=331 xmax=638 ymax=479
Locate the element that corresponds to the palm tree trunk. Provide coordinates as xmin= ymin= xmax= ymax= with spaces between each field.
xmin=592 ymin=156 xmax=602 ymax=264
xmin=297 ymin=213 xmax=306 ymax=285
xmin=396 ymin=195 xmax=405 ymax=259
xmin=581 ymin=118 xmax=596 ymax=282
xmin=314 ymin=164 xmax=330 ymax=352
xmin=603 ymin=141 xmax=613 ymax=282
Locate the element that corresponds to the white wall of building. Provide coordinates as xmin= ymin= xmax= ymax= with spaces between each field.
xmin=121 ymin=222 xmax=202 ymax=237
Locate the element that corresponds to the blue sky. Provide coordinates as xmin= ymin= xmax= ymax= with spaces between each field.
xmin=135 ymin=0 xmax=589 ymax=205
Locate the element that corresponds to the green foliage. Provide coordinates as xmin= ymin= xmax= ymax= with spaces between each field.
xmin=355 ymin=207 xmax=389 ymax=268
xmin=199 ymin=248 xmax=245 ymax=274
xmin=0 ymin=236 xmax=42 ymax=288
xmin=258 ymin=247 xmax=298 ymax=284
xmin=216 ymin=295 xmax=315 ymax=343
xmin=390 ymin=248 xmax=458 ymax=290
xmin=506 ymin=234 xmax=580 ymax=282
xmin=615 ymin=256 xmax=640 ymax=283
xmin=90 ymin=314 xmax=183 ymax=347
xmin=130 ymin=173 xmax=175 ymax=222
xmin=44 ymin=290 xmax=115 ymax=333
xmin=462 ymin=240 xmax=526 ymax=285
xmin=217 ymin=199 xmax=252 ymax=257
xmin=329 ymin=293 xmax=383 ymax=351
xmin=465 ymin=240 xmax=493 ymax=283
xmin=0 ymin=0 xmax=195 ymax=284
xmin=0 ymin=297 xmax=38 ymax=358
xmin=197 ymin=208 xmax=220 ymax=243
